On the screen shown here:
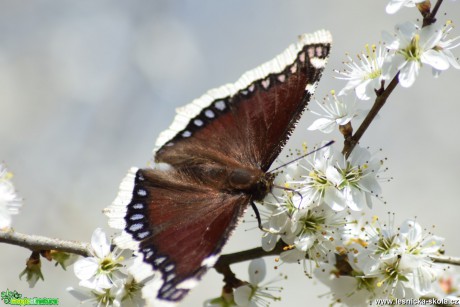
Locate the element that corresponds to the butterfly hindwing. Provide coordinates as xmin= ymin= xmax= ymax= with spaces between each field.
xmin=111 ymin=167 xmax=250 ymax=303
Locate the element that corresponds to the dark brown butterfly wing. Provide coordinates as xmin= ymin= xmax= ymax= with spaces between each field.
xmin=155 ymin=32 xmax=331 ymax=172
xmin=111 ymin=167 xmax=249 ymax=302
xmin=106 ymin=30 xmax=332 ymax=306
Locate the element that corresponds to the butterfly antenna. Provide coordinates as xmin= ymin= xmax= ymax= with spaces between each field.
xmin=269 ymin=140 xmax=335 ymax=173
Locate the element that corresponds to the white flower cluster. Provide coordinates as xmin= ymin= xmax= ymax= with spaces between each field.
xmin=308 ymin=13 xmax=459 ymax=133
xmin=261 ymin=176 xmax=451 ymax=306
xmin=0 ymin=162 xmax=22 ymax=229
xmin=382 ymin=21 xmax=460 ymax=87
xmin=252 ymin=2 xmax=460 ymax=306
xmin=67 ymin=228 xmax=144 ymax=307
xmin=314 ymin=218 xmax=450 ymax=306
xmin=262 ymin=144 xmax=383 ymax=252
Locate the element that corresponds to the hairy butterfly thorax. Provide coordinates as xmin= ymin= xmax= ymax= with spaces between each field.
xmin=227 ymin=168 xmax=275 ymax=201
xmin=105 ymin=30 xmax=332 ymax=306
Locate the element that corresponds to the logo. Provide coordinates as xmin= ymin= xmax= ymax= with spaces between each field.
xmin=1 ymin=289 xmax=58 ymax=305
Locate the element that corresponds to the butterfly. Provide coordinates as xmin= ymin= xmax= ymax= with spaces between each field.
xmin=105 ymin=30 xmax=331 ymax=306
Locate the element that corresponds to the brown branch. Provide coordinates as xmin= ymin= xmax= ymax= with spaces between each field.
xmin=342 ymin=72 xmax=400 ymax=157
xmin=0 ymin=229 xmax=92 ymax=257
xmin=215 ymin=240 xmax=285 ymax=268
xmin=423 ymin=0 xmax=444 ymax=27
xmin=214 ymin=240 xmax=286 ymax=289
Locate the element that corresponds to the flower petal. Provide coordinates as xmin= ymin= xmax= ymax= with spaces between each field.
xmin=325 ymin=166 xmax=343 ymax=186
xmin=66 ymin=287 xmax=93 ymax=302
xmin=234 ymin=285 xmax=252 ymax=306
xmin=398 ymin=61 xmax=420 ymax=87
xmin=262 ymin=232 xmax=278 ymax=252
xmin=307 ymin=118 xmax=335 ymax=133
xmin=93 ymin=273 xmax=114 ymax=289
xmin=91 ymin=228 xmax=110 ymax=258
xmin=324 ymin=188 xmax=347 ymax=211
xmin=398 ymin=22 xmax=418 ymax=44
xmin=382 ymin=31 xmax=400 ymax=50
xmin=386 ymin=0 xmax=405 ymax=14
xmin=248 ymin=259 xmax=266 ymax=285
xmin=443 ymin=49 xmax=460 ymax=69
xmin=295 ymin=234 xmax=315 ymax=251
xmin=421 ymin=49 xmax=450 ymax=70
xmin=73 ymin=258 xmax=99 ymax=281
xmin=345 ymin=187 xmax=366 ymax=211
xmin=355 ymin=79 xmax=373 ymax=100
xmin=420 ymin=25 xmax=442 ymax=50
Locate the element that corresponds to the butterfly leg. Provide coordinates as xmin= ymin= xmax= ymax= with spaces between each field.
xmin=250 ymin=201 xmax=264 ymax=231
xmin=250 ymin=201 xmax=280 ymax=234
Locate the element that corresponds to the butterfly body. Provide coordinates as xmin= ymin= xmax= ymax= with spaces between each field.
xmin=156 ymin=141 xmax=274 ymax=200
xmin=106 ymin=30 xmax=332 ymax=306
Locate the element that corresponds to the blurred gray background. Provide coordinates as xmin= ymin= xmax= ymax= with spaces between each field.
xmin=1 ymin=1 xmax=459 ymax=306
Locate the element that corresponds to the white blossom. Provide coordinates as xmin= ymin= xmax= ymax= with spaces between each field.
xmin=316 ymin=216 xmax=447 ymax=305
xmin=280 ymin=203 xmax=347 ymax=268
xmin=383 ymin=21 xmax=459 ymax=87
xmin=314 ymin=263 xmax=379 ymax=307
xmin=356 ymin=218 xmax=445 ymax=298
xmin=397 ymin=219 xmax=445 ymax=294
xmin=335 ymin=146 xmax=383 ymax=210
xmin=261 ymin=161 xmax=310 ymax=251
xmin=336 ymin=45 xmax=389 ymax=100
xmin=233 ymin=259 xmax=282 ymax=307
xmin=296 ymin=145 xmax=383 ymax=211
xmin=432 ymin=21 xmax=460 ymax=76
xmin=68 ymin=274 xmax=143 ymax=307
xmin=73 ymin=228 xmax=126 ymax=290
xmin=0 ymin=162 xmax=22 ymax=229
xmin=113 ymin=274 xmax=144 ymax=307
xmin=308 ymin=92 xmax=361 ymax=133
xmin=294 ymin=143 xmax=345 ymax=210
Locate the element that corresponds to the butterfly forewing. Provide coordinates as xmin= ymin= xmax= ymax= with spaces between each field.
xmin=106 ymin=30 xmax=332 ymax=306
xmin=156 ymin=39 xmax=330 ymax=172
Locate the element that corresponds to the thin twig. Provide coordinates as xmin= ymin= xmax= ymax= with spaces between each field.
xmin=341 ymin=0 xmax=445 ymax=157
xmin=423 ymin=0 xmax=444 ymax=27
xmin=342 ymin=73 xmax=400 ymax=157
xmin=431 ymin=254 xmax=460 ymax=266
xmin=0 ymin=229 xmax=92 ymax=257
xmin=2 ymin=229 xmax=460 ymax=280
